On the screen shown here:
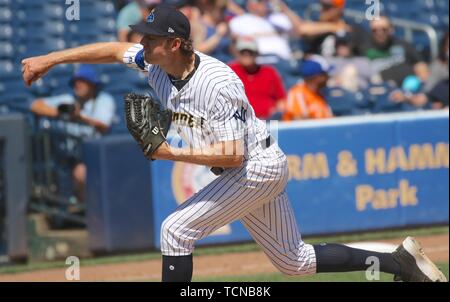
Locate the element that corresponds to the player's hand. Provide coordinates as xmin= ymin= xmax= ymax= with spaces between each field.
xmin=21 ymin=55 xmax=54 ymax=87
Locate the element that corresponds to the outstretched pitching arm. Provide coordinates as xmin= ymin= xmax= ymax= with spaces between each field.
xmin=21 ymin=42 xmax=136 ymax=86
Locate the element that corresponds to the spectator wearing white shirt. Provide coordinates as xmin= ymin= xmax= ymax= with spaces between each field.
xmin=229 ymin=0 xmax=293 ymax=61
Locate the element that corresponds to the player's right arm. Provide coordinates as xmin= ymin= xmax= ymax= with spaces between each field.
xmin=22 ymin=42 xmax=136 ymax=86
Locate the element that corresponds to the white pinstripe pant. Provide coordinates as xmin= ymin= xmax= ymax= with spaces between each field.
xmin=161 ymin=155 xmax=317 ymax=276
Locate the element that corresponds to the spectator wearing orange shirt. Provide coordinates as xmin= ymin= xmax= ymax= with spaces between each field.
xmin=283 ymin=55 xmax=333 ymax=120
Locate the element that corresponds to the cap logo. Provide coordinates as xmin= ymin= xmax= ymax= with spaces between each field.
xmin=147 ymin=13 xmax=155 ymax=23
xmin=168 ymin=27 xmax=175 ymax=33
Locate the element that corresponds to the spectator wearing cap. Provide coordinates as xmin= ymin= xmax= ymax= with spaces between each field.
xmin=229 ymin=37 xmax=287 ymax=120
xmin=117 ymin=0 xmax=161 ymax=42
xmin=30 ymin=65 xmax=117 ymax=204
xmin=283 ymin=56 xmax=333 ymax=120
xmin=229 ymin=0 xmax=294 ymax=61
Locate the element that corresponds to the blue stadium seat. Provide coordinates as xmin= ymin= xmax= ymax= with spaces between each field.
xmin=0 ymin=8 xmax=12 ymax=23
xmin=324 ymin=87 xmax=361 ymax=117
xmin=0 ymin=60 xmax=14 ymax=77
xmin=24 ymin=38 xmax=67 ymax=57
xmin=0 ymin=42 xmax=13 ymax=59
xmin=24 ymin=22 xmax=66 ymax=39
xmin=23 ymin=5 xmax=65 ymax=22
xmin=365 ymin=83 xmax=403 ymax=113
xmin=80 ymin=1 xmax=116 ymax=18
xmin=0 ymin=24 xmax=13 ymax=40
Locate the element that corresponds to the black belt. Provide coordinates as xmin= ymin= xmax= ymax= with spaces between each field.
xmin=210 ymin=136 xmax=275 ymax=176
xmin=261 ymin=135 xmax=275 ymax=150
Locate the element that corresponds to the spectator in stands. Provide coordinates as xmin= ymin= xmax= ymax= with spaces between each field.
xmin=283 ymin=55 xmax=333 ymax=120
xmin=424 ymin=32 xmax=449 ymax=93
xmin=390 ymin=76 xmax=449 ymax=110
xmin=116 ymin=0 xmax=161 ymax=42
xmin=192 ymin=0 xmax=233 ymax=62
xmin=275 ymin=0 xmax=358 ymax=58
xmin=280 ymin=0 xmax=366 ymax=58
xmin=427 ymin=79 xmax=449 ymax=109
xmin=195 ymin=0 xmax=245 ymax=17
xmin=229 ymin=37 xmax=287 ymax=120
xmin=229 ymin=0 xmax=294 ymax=61
xmin=360 ymin=16 xmax=430 ymax=87
xmin=30 ymin=65 xmax=116 ymax=204
xmin=326 ymin=31 xmax=374 ymax=92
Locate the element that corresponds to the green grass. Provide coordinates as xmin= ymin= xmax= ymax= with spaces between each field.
xmin=0 ymin=226 xmax=448 ymax=275
xmin=193 ymin=262 xmax=449 ymax=282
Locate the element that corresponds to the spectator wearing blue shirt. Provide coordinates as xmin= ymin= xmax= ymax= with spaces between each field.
xmin=30 ymin=65 xmax=116 ymax=204
xmin=116 ymin=0 xmax=161 ymax=42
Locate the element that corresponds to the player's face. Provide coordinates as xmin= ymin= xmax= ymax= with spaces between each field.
xmin=140 ymin=35 xmax=171 ymax=64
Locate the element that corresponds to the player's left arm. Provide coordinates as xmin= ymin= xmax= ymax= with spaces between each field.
xmin=152 ymin=140 xmax=244 ymax=168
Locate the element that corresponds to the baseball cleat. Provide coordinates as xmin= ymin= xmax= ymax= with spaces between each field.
xmin=392 ymin=236 xmax=447 ymax=282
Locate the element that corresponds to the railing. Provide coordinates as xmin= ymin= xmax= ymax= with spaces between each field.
xmin=29 ymin=117 xmax=86 ymax=227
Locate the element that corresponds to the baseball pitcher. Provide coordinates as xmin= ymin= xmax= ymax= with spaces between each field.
xmin=22 ymin=4 xmax=446 ymax=282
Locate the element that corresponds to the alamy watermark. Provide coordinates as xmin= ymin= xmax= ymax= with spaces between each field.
xmin=65 ymin=0 xmax=80 ymax=21
xmin=365 ymin=0 xmax=381 ymax=21
xmin=365 ymin=256 xmax=381 ymax=281
xmin=65 ymin=256 xmax=81 ymax=281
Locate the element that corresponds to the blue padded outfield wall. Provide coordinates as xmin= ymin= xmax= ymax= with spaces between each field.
xmin=85 ymin=111 xmax=449 ymax=251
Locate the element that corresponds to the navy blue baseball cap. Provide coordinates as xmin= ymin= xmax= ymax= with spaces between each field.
xmin=129 ymin=4 xmax=190 ymax=40
xmin=299 ymin=55 xmax=334 ymax=78
xmin=69 ymin=65 xmax=101 ymax=87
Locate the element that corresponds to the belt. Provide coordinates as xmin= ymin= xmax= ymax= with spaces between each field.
xmin=210 ymin=135 xmax=275 ymax=176
xmin=260 ymin=135 xmax=275 ymax=150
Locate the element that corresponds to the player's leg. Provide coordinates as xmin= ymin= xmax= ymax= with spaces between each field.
xmin=241 ymin=192 xmax=436 ymax=280
xmin=240 ymin=191 xmax=317 ymax=276
xmin=312 ymin=233 xmax=446 ymax=281
xmin=160 ymin=165 xmax=285 ymax=282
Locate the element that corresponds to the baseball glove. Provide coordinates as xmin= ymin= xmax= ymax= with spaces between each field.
xmin=124 ymin=93 xmax=172 ymax=159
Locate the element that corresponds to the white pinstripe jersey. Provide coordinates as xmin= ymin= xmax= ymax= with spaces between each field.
xmin=123 ymin=44 xmax=284 ymax=165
